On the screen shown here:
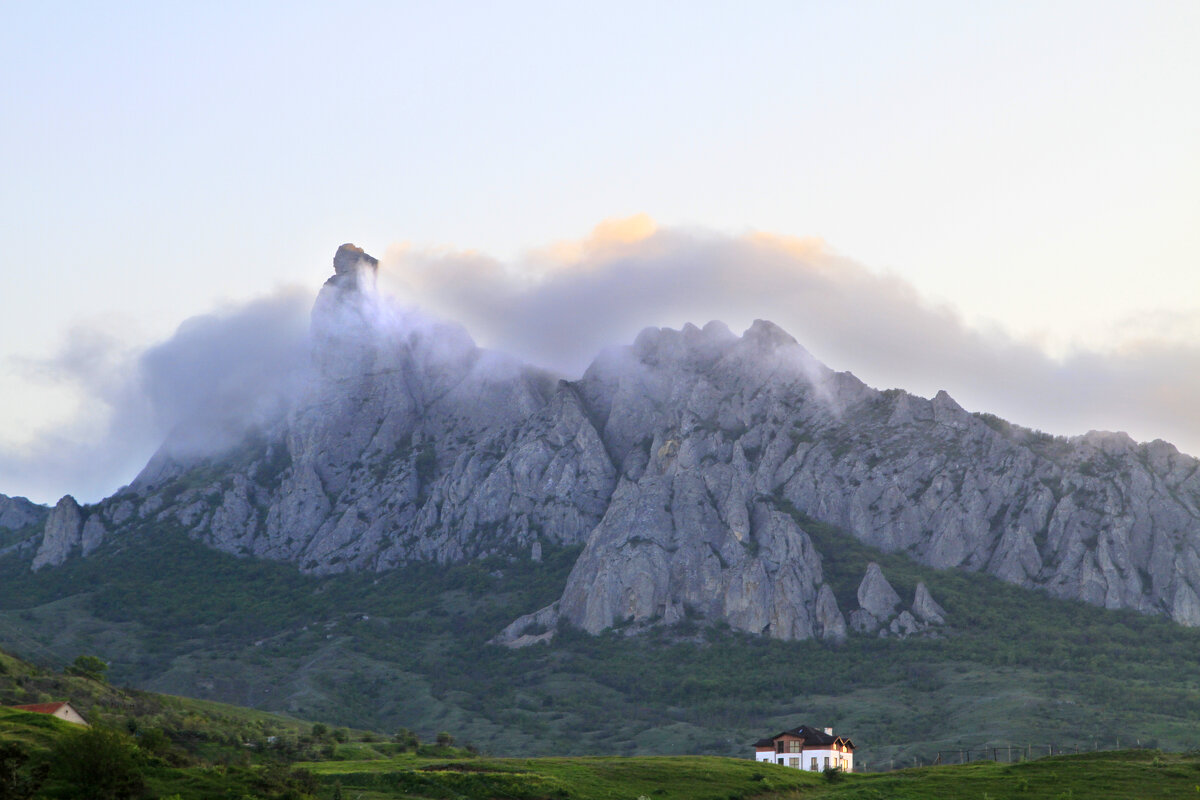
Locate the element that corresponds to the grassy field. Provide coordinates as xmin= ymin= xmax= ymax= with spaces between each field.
xmin=301 ymin=753 xmax=823 ymax=800
xmin=296 ymin=749 xmax=1200 ymax=800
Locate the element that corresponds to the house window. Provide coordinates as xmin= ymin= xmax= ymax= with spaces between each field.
xmin=788 ymin=741 xmax=801 ymax=753
xmin=777 ymin=758 xmax=783 ymax=765
xmin=788 ymin=757 xmax=799 ymax=768
xmin=810 ymin=757 xmax=818 ymax=770
xmin=824 ymin=756 xmax=830 ymax=769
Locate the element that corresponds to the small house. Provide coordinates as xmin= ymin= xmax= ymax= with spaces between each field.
xmin=10 ymin=701 xmax=89 ymax=726
xmin=753 ymin=724 xmax=854 ymax=772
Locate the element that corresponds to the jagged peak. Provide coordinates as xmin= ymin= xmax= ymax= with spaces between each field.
xmin=53 ymin=494 xmax=81 ymax=512
xmin=332 ymin=243 xmax=378 ymax=275
xmin=743 ymin=318 xmax=798 ymax=349
xmin=629 ymin=318 xmax=811 ymax=367
xmin=322 ymin=243 xmax=379 ymax=296
xmin=1076 ymin=429 xmax=1136 ymax=454
xmin=932 ymin=389 xmax=962 ymax=410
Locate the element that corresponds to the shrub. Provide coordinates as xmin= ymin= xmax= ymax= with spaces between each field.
xmin=50 ymin=726 xmax=144 ymax=800
xmin=0 ymin=742 xmax=49 ymax=800
xmin=394 ymin=728 xmax=420 ymax=750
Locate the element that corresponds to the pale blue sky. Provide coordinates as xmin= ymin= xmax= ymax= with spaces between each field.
xmin=2 ymin=2 xmax=1199 ymax=502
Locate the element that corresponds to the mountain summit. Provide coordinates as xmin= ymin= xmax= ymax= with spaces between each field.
xmin=8 ymin=245 xmax=1200 ymax=639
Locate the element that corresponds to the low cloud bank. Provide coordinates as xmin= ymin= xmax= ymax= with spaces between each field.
xmin=3 ymin=218 xmax=1198 ymax=504
xmin=381 ymin=217 xmax=1200 ymax=458
xmin=0 ymin=289 xmax=312 ymax=504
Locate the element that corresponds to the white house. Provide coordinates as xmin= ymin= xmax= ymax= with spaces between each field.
xmin=753 ymin=724 xmax=855 ymax=772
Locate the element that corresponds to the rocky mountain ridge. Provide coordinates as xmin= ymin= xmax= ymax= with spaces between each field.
xmin=7 ymin=244 xmax=1200 ymax=640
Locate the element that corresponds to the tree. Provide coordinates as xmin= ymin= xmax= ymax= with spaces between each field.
xmin=394 ymin=728 xmax=420 ymax=750
xmin=436 ymin=731 xmax=455 ymax=747
xmin=66 ymin=654 xmax=109 ymax=683
xmin=0 ymin=742 xmax=49 ymax=800
xmin=51 ymin=726 xmax=145 ymax=800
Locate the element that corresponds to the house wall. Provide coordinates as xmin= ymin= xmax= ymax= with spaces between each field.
xmin=754 ymin=745 xmax=853 ymax=772
xmin=52 ymin=705 xmax=88 ymax=726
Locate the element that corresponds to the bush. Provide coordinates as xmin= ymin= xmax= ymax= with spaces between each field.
xmin=0 ymin=742 xmax=49 ymax=800
xmin=50 ymin=726 xmax=145 ymax=800
xmin=394 ymin=728 xmax=420 ymax=750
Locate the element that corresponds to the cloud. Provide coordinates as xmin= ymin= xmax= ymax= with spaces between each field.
xmin=0 ymin=288 xmax=313 ymax=504
xmin=4 ymin=217 xmax=1199 ymax=506
xmin=379 ymin=216 xmax=1200 ymax=458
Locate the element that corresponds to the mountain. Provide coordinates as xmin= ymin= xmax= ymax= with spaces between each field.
xmin=0 ymin=495 xmax=45 ymax=568
xmin=8 ymin=244 xmax=1200 ymax=644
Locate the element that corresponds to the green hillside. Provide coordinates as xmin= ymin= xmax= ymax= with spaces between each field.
xmin=5 ymin=645 xmax=1200 ymax=799
xmin=3 ymin=507 xmax=1200 ymax=768
xmin=0 ymin=644 xmax=470 ymax=799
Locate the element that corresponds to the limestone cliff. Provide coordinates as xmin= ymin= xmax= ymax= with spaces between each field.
xmin=21 ymin=245 xmax=1200 ymax=640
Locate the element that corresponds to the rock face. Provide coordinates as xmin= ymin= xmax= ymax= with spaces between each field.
xmin=20 ymin=244 xmax=1200 ymax=641
xmin=0 ymin=494 xmax=46 ymax=532
xmin=857 ymin=563 xmax=902 ymax=619
xmin=846 ymin=564 xmax=946 ymax=638
xmin=912 ymin=582 xmax=946 ymax=625
xmin=31 ymin=495 xmax=106 ymax=570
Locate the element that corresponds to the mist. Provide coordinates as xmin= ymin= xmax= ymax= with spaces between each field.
xmin=379 ymin=217 xmax=1200 ymax=459
xmin=0 ymin=289 xmax=313 ymax=504
xmin=3 ymin=219 xmax=1199 ymax=506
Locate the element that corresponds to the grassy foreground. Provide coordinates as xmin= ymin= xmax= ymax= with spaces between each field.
xmin=299 ymin=749 xmax=1200 ymax=800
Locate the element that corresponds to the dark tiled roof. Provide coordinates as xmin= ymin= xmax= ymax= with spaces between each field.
xmin=756 ymin=724 xmax=856 ymax=750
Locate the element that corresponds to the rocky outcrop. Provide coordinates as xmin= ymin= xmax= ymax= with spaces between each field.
xmin=21 ymin=244 xmax=1200 ymax=641
xmin=855 ymin=563 xmax=902 ymax=620
xmin=847 ymin=565 xmax=947 ymax=638
xmin=31 ymin=495 xmax=106 ymax=570
xmin=912 ymin=582 xmax=946 ymax=625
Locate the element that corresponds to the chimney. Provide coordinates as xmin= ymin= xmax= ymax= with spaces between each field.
xmin=824 ymin=727 xmax=833 ymax=735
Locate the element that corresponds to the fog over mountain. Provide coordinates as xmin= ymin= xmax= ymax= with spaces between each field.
xmin=6 ymin=244 xmax=1200 ymax=645
xmin=3 ymin=222 xmax=1199 ymax=508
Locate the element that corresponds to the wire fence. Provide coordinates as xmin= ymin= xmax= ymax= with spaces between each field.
xmin=858 ymin=739 xmax=1154 ymax=772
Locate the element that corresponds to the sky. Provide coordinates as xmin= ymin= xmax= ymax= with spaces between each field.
xmin=1 ymin=1 xmax=1198 ymax=504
